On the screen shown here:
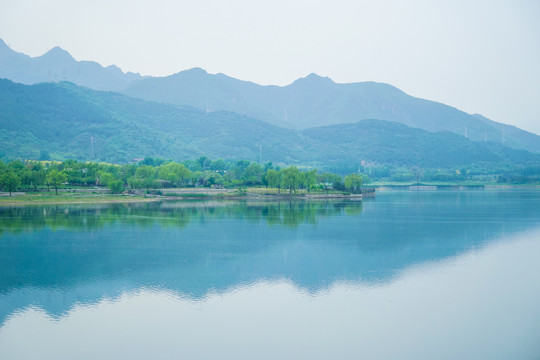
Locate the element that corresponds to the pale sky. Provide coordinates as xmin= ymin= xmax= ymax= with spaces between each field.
xmin=1 ymin=0 xmax=539 ymax=134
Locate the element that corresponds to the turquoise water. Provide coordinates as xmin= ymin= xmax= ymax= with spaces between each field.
xmin=0 ymin=190 xmax=539 ymax=359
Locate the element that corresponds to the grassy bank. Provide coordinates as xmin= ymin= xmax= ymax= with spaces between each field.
xmin=0 ymin=192 xmax=158 ymax=205
xmin=0 ymin=187 xmax=364 ymax=205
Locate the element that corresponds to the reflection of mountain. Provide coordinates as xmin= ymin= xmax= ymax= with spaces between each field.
xmin=1 ymin=191 xmax=539 ymax=324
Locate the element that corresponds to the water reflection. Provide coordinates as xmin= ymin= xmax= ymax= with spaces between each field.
xmin=0 ymin=200 xmax=360 ymax=234
xmin=2 ymin=229 xmax=540 ymax=360
xmin=0 ymin=191 xmax=539 ymax=326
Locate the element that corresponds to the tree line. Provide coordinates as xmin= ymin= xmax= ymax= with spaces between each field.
xmin=0 ymin=157 xmax=366 ymax=196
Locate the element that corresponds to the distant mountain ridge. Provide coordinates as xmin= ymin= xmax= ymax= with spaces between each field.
xmin=1 ymin=39 xmax=539 ymax=155
xmin=123 ymin=68 xmax=540 ymax=153
xmin=1 ymin=79 xmax=538 ymax=169
xmin=0 ymin=39 xmax=144 ymax=91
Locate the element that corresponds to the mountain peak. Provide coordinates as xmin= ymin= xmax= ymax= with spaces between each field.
xmin=188 ymin=67 xmax=207 ymax=73
xmin=306 ymin=72 xmax=326 ymax=79
xmin=182 ymin=67 xmax=208 ymax=75
xmin=290 ymin=73 xmax=334 ymax=87
xmin=41 ymin=46 xmax=74 ymax=61
xmin=169 ymin=67 xmax=208 ymax=79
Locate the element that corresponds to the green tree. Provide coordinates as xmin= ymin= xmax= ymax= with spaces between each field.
xmin=96 ymin=172 xmax=124 ymax=193
xmin=318 ymin=172 xmax=339 ymax=193
xmin=20 ymin=168 xmax=45 ymax=191
xmin=197 ymin=156 xmax=211 ymax=170
xmin=8 ymin=160 xmax=24 ymax=171
xmin=263 ymin=162 xmax=273 ymax=172
xmin=0 ymin=171 xmax=21 ymax=196
xmin=190 ymin=171 xmax=202 ymax=186
xmin=118 ymin=164 xmax=136 ymax=184
xmin=157 ymin=162 xmax=191 ymax=187
xmin=108 ymin=180 xmax=125 ymax=194
xmin=97 ymin=172 xmax=116 ymax=187
xmin=234 ymin=160 xmax=251 ymax=179
xmin=302 ymin=169 xmax=318 ymax=193
xmin=281 ymin=166 xmax=301 ymax=195
xmin=45 ymin=169 xmax=68 ymax=195
xmin=175 ymin=164 xmax=191 ymax=186
xmin=332 ymin=176 xmax=345 ymax=191
xmin=206 ymin=172 xmax=224 ymax=186
xmin=130 ymin=165 xmax=157 ymax=192
xmin=344 ymin=174 xmax=363 ymax=193
xmin=242 ymin=163 xmax=263 ymax=185
xmin=140 ymin=157 xmax=155 ymax=166
xmin=63 ymin=166 xmax=85 ymax=185
xmin=265 ymin=169 xmax=282 ymax=193
xmin=127 ymin=177 xmax=144 ymax=191
xmin=210 ymin=159 xmax=226 ymax=173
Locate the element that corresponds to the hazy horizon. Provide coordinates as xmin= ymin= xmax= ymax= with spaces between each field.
xmin=1 ymin=0 xmax=539 ymax=134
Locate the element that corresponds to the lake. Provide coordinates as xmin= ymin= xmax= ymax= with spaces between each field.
xmin=1 ymin=189 xmax=539 ymax=359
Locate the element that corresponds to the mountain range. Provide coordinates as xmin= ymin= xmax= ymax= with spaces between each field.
xmin=1 ymin=39 xmax=539 ymax=169
xmin=1 ymin=79 xmax=538 ymax=169
xmin=123 ymin=68 xmax=540 ymax=155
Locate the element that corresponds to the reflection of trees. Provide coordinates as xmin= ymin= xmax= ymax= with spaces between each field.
xmin=0 ymin=200 xmax=364 ymax=235
xmin=344 ymin=202 xmax=363 ymax=216
xmin=259 ymin=201 xmax=363 ymax=228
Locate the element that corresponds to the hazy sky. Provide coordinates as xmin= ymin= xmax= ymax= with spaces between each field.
xmin=1 ymin=0 xmax=539 ymax=134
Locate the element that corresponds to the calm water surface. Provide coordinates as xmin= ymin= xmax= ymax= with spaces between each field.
xmin=0 ymin=190 xmax=539 ymax=359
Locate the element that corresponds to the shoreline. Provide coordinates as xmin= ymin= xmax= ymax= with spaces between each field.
xmin=0 ymin=195 xmax=160 ymax=206
xmin=2 ymin=184 xmax=538 ymax=206
xmin=0 ymin=190 xmax=367 ymax=206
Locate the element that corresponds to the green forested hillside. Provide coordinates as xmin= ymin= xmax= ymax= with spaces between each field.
xmin=123 ymin=69 xmax=540 ymax=153
xmin=303 ymin=120 xmax=497 ymax=168
xmin=1 ymin=79 xmax=538 ymax=169
xmin=0 ymin=79 xmax=311 ymax=163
